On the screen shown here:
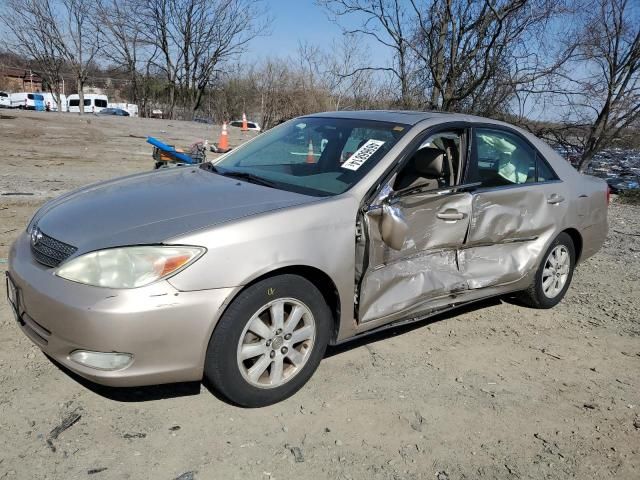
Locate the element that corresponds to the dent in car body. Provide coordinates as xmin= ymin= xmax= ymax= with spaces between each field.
xmin=357 ymin=190 xmax=473 ymax=323
xmin=8 ymin=110 xmax=609 ymax=386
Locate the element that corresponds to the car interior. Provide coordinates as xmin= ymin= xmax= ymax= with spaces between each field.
xmin=392 ymin=131 xmax=462 ymax=193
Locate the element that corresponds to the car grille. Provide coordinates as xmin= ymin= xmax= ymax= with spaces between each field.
xmin=31 ymin=229 xmax=77 ymax=267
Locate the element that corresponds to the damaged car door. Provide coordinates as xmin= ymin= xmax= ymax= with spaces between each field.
xmin=459 ymin=127 xmax=567 ymax=289
xmin=357 ymin=130 xmax=474 ymax=323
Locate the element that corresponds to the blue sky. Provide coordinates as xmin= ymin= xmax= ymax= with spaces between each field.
xmin=247 ymin=1 xmax=367 ymax=61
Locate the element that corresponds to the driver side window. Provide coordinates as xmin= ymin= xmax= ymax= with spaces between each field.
xmin=393 ymin=131 xmax=462 ymax=192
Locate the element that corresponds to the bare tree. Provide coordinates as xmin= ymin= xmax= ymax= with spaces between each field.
xmin=142 ymin=0 xmax=267 ymax=119
xmin=49 ymin=0 xmax=103 ymax=114
xmin=1 ymin=0 xmax=66 ymax=110
xmin=554 ymin=0 xmax=640 ymax=171
xmin=98 ymin=0 xmax=150 ymax=109
xmin=323 ymin=36 xmax=379 ymax=110
xmin=318 ymin=0 xmax=417 ymax=108
xmin=4 ymin=0 xmax=104 ymax=113
xmin=409 ymin=0 xmax=571 ymax=113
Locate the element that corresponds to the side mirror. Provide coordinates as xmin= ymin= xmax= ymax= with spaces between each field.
xmin=380 ymin=204 xmax=408 ymax=250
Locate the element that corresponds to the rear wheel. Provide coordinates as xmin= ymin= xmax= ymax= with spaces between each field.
xmin=204 ymin=274 xmax=331 ymax=407
xmin=518 ymin=232 xmax=576 ymax=309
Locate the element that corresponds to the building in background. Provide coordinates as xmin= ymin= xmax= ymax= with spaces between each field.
xmin=0 ymin=67 xmax=42 ymax=92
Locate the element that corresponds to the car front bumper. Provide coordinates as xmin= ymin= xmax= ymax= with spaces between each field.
xmin=7 ymin=232 xmax=235 ymax=387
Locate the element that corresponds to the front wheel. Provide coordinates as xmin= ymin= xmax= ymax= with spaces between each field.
xmin=204 ymin=274 xmax=331 ymax=407
xmin=518 ymin=232 xmax=576 ymax=309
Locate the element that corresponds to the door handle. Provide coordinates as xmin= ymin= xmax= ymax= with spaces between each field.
xmin=437 ymin=209 xmax=465 ymax=221
xmin=547 ymin=194 xmax=565 ymax=205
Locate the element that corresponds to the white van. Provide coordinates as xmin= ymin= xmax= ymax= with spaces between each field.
xmin=9 ymin=92 xmax=45 ymax=110
xmin=0 ymin=91 xmax=10 ymax=108
xmin=67 ymin=94 xmax=108 ymax=113
xmin=38 ymin=92 xmax=67 ymax=111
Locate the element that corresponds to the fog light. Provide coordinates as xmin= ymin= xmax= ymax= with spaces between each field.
xmin=69 ymin=350 xmax=133 ymax=371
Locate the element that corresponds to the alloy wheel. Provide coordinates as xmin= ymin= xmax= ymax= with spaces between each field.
xmin=541 ymin=245 xmax=571 ymax=298
xmin=236 ymin=298 xmax=315 ymax=389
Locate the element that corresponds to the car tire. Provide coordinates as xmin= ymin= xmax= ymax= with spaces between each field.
xmin=518 ymin=232 xmax=576 ymax=309
xmin=204 ymin=274 xmax=331 ymax=407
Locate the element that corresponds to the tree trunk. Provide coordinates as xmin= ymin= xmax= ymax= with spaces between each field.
xmin=53 ymin=89 xmax=62 ymax=113
xmin=578 ymin=150 xmax=595 ymax=173
xmin=77 ymin=77 xmax=84 ymax=115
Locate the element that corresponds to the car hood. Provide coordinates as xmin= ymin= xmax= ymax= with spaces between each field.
xmin=33 ymin=167 xmax=318 ymax=254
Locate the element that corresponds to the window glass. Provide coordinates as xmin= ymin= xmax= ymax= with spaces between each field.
xmin=28 ymin=94 xmax=34 ymax=100
xmin=95 ymin=99 xmax=107 ymax=108
xmin=340 ymin=127 xmax=397 ymax=163
xmin=537 ymin=157 xmax=558 ymax=182
xmin=69 ymin=99 xmax=79 ymax=106
xmin=393 ymin=131 xmax=462 ymax=192
xmin=215 ymin=117 xmax=407 ymax=196
xmin=469 ymin=129 xmax=536 ymax=187
xmin=230 ymin=121 xmax=241 ymax=127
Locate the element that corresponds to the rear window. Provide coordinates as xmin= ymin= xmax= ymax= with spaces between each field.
xmin=95 ymin=99 xmax=107 ymax=108
xmin=27 ymin=94 xmax=34 ymax=100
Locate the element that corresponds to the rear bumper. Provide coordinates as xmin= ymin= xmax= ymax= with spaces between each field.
xmin=8 ymin=232 xmax=235 ymax=387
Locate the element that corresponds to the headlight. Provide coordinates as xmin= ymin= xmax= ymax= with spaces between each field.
xmin=56 ymin=245 xmax=204 ymax=288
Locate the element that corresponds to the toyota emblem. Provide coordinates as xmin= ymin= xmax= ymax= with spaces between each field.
xmin=31 ymin=226 xmax=43 ymax=247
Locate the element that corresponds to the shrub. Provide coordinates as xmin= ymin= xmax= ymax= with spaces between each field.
xmin=618 ymin=189 xmax=640 ymax=205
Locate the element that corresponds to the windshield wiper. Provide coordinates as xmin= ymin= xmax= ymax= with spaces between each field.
xmin=217 ymin=170 xmax=277 ymax=188
xmin=199 ymin=162 xmax=220 ymax=173
xmin=199 ymin=163 xmax=277 ymax=189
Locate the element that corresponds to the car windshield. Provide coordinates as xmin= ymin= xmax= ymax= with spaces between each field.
xmin=212 ymin=117 xmax=408 ymax=196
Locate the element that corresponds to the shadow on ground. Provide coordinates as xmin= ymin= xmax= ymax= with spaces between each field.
xmin=46 ymin=297 xmax=504 ymax=404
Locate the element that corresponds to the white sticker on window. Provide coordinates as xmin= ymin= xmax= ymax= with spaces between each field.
xmin=341 ymin=139 xmax=385 ymax=171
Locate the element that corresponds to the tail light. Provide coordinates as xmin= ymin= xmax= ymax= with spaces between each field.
xmin=606 ymin=185 xmax=611 ymax=205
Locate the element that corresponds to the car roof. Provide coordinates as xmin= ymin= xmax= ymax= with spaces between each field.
xmin=304 ymin=109 xmax=507 ymax=127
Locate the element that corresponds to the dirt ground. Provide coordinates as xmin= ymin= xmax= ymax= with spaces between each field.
xmin=0 ymin=110 xmax=638 ymax=480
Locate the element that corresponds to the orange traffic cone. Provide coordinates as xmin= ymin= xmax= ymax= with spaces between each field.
xmin=241 ymin=112 xmax=248 ymax=132
xmin=306 ymin=139 xmax=315 ymax=164
xmin=217 ymin=122 xmax=230 ymax=152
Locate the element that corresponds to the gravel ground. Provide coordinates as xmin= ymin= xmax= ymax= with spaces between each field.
xmin=0 ymin=110 xmax=638 ymax=480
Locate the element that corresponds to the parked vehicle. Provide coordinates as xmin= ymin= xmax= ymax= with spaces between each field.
xmin=607 ymin=175 xmax=640 ymax=193
xmin=32 ymin=92 xmax=67 ymax=112
xmin=9 ymin=92 xmax=45 ymax=110
xmin=6 ymin=111 xmax=608 ymax=407
xmin=36 ymin=92 xmax=67 ymax=112
xmin=98 ymin=107 xmax=130 ymax=116
xmin=229 ymin=119 xmax=261 ymax=131
xmin=67 ymin=94 xmax=108 ymax=113
xmin=0 ymin=91 xmax=10 ymax=108
xmin=107 ymin=102 xmax=138 ymax=117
